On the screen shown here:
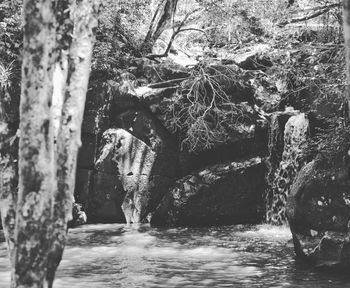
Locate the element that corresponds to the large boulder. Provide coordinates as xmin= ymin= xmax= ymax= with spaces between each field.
xmin=286 ymin=160 xmax=350 ymax=268
xmin=89 ymin=128 xmax=177 ymax=224
xmin=151 ymin=157 xmax=266 ymax=227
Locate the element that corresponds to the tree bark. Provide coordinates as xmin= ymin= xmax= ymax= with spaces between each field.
xmin=46 ymin=0 xmax=100 ymax=286
xmin=142 ymin=0 xmax=178 ymax=53
xmin=2 ymin=0 xmax=101 ymax=287
xmin=343 ymin=0 xmax=350 ymax=120
xmin=14 ymin=0 xmax=58 ymax=286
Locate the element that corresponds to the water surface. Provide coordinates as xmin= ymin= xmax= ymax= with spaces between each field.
xmin=1 ymin=224 xmax=350 ymax=287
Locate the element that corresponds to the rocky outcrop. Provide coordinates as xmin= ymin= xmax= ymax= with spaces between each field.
xmin=75 ymin=57 xmax=272 ymax=226
xmin=90 ymin=128 xmax=177 ymax=224
xmin=220 ymin=44 xmax=272 ymax=71
xmin=151 ymin=157 xmax=266 ymax=227
xmin=265 ymin=112 xmax=309 ymax=224
xmin=287 ymin=160 xmax=350 ymax=268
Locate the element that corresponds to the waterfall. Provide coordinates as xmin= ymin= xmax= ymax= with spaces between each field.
xmin=265 ymin=112 xmax=309 ymax=224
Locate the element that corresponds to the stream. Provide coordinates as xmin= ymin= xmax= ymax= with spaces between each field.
xmin=1 ymin=224 xmax=350 ymax=287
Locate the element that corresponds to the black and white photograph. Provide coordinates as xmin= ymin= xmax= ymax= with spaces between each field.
xmin=0 ymin=0 xmax=349 ymax=287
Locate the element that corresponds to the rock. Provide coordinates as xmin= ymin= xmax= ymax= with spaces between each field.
xmin=179 ymin=126 xmax=268 ymax=175
xmin=255 ymin=89 xmax=281 ymax=113
xmin=74 ymin=169 xmax=92 ymax=206
xmin=68 ymin=203 xmax=87 ymax=228
xmin=286 ymin=160 xmax=350 ymax=268
xmin=265 ymin=112 xmax=309 ymax=224
xmin=87 ymin=172 xmax=126 ymax=223
xmin=77 ymin=134 xmax=96 ymax=169
xmin=221 ymin=44 xmax=272 ymax=71
xmin=151 ymin=157 xmax=266 ymax=227
xmin=112 ymin=109 xmax=179 ymax=177
xmin=74 ymin=79 xmax=112 ymax=219
xmin=266 ymin=110 xmax=300 ymax=174
xmin=122 ymin=57 xmax=190 ymax=83
xmin=90 ymin=128 xmax=176 ymax=224
xmin=139 ymin=58 xmax=190 ymax=83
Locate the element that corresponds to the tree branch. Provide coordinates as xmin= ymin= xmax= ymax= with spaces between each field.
xmin=278 ymin=3 xmax=340 ymax=27
xmin=146 ymin=8 xmax=203 ymax=60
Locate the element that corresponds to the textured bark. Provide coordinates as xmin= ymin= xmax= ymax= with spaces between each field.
xmin=47 ymin=0 xmax=100 ymax=286
xmin=14 ymin=0 xmax=58 ymax=287
xmin=0 ymin=0 xmax=101 ymax=287
xmin=344 ymin=0 xmax=350 ymax=120
xmin=142 ymin=0 xmax=178 ymax=53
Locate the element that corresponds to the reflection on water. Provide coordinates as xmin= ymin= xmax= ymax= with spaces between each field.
xmin=1 ymin=224 xmax=350 ymax=287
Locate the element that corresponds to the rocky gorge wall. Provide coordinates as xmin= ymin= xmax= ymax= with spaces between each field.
xmin=73 ymin=56 xmax=274 ymax=226
xmin=72 ymin=54 xmax=318 ymax=228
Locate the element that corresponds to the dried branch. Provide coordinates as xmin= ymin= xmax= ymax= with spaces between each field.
xmin=278 ymin=3 xmax=340 ymax=27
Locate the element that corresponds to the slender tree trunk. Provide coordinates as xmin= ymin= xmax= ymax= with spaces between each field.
xmin=46 ymin=0 xmax=100 ymax=286
xmin=343 ymin=0 xmax=350 ymax=120
xmin=2 ymin=0 xmax=100 ymax=287
xmin=14 ymin=0 xmax=58 ymax=286
xmin=142 ymin=0 xmax=178 ymax=53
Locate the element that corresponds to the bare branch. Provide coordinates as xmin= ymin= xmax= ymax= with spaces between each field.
xmin=278 ymin=3 xmax=340 ymax=27
xmin=146 ymin=8 xmax=203 ymax=60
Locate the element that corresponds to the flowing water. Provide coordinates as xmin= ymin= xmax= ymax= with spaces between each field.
xmin=1 ymin=224 xmax=350 ymax=288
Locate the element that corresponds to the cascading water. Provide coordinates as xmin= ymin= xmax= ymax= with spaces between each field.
xmin=265 ymin=112 xmax=309 ymax=224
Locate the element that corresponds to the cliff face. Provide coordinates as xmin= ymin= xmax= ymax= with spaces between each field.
xmin=75 ymin=56 xmax=272 ymax=225
xmin=73 ymin=45 xmax=342 ymax=232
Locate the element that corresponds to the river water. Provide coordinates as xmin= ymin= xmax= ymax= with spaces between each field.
xmin=1 ymin=224 xmax=350 ymax=287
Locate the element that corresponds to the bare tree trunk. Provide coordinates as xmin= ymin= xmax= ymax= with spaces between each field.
xmin=14 ymin=0 xmax=58 ymax=286
xmin=2 ymin=0 xmax=101 ymax=287
xmin=142 ymin=0 xmax=178 ymax=53
xmin=46 ymin=0 xmax=100 ymax=286
xmin=344 ymin=0 xmax=350 ymax=120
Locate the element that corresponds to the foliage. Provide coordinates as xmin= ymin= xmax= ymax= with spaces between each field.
xmin=304 ymin=119 xmax=350 ymax=167
xmin=0 ymin=61 xmax=13 ymax=90
xmin=269 ymin=42 xmax=344 ymax=116
xmin=0 ymin=0 xmax=22 ymax=63
xmin=0 ymin=0 xmax=22 ymax=114
xmin=93 ymin=0 xmax=152 ymax=71
xmin=165 ymin=62 xmax=255 ymax=152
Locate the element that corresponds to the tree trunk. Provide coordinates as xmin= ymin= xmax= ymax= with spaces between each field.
xmin=14 ymin=0 xmax=58 ymax=286
xmin=343 ymin=0 xmax=350 ymax=120
xmin=46 ymin=0 xmax=100 ymax=286
xmin=4 ymin=0 xmax=101 ymax=287
xmin=142 ymin=0 xmax=178 ymax=53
